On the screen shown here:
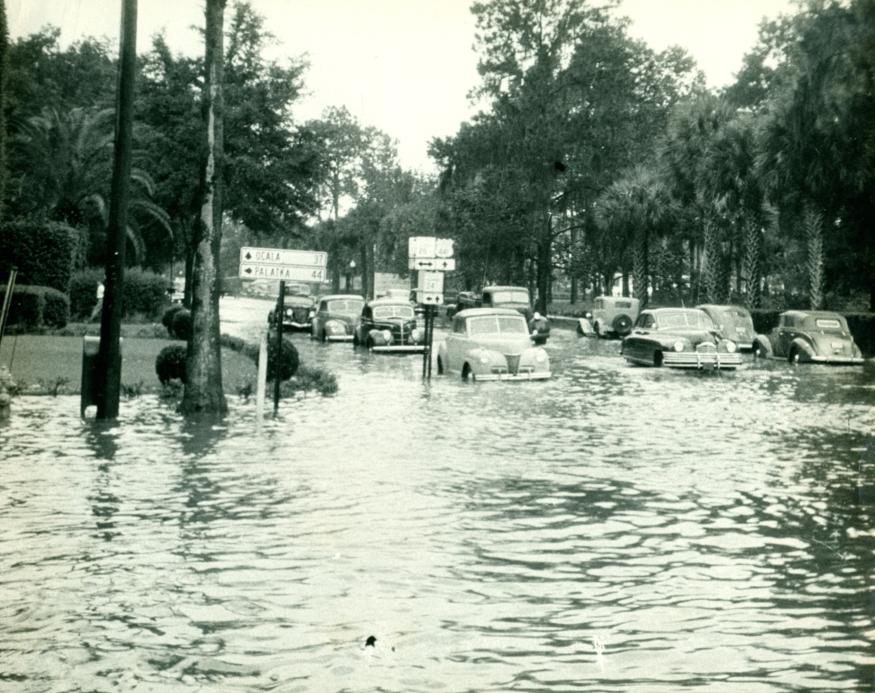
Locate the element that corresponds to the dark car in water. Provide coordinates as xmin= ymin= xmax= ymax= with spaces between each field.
xmin=450 ymin=286 xmax=550 ymax=344
xmin=753 ymin=310 xmax=863 ymax=365
xmin=268 ymin=286 xmax=315 ymax=331
xmin=353 ymin=298 xmax=425 ymax=353
xmin=622 ymin=307 xmax=742 ymax=370
xmin=310 ymin=294 xmax=365 ymax=342
xmin=697 ymin=304 xmax=756 ymax=351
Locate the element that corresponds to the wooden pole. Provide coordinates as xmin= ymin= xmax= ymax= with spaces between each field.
xmin=95 ymin=0 xmax=137 ymax=419
xmin=273 ymin=280 xmax=285 ymax=414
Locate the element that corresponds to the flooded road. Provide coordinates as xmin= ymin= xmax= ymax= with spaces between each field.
xmin=1 ymin=297 xmax=874 ymax=691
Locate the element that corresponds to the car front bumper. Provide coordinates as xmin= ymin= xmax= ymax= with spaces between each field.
xmin=326 ymin=334 xmax=353 ymax=342
xmin=282 ymin=321 xmax=311 ymax=330
xmin=371 ymin=344 xmax=427 ymax=354
xmin=663 ymin=352 xmax=743 ymax=369
xmin=475 ymin=370 xmax=551 ymax=381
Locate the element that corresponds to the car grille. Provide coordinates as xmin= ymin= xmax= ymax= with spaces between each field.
xmin=285 ymin=306 xmax=310 ymax=322
xmin=504 ymin=353 xmax=521 ymax=375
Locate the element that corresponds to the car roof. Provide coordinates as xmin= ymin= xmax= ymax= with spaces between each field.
xmin=642 ymin=307 xmax=704 ymax=314
xmin=594 ymin=295 xmax=638 ymax=302
xmin=318 ymin=294 xmax=364 ymax=300
xmin=456 ymin=307 xmax=526 ymax=318
xmin=482 ymin=285 xmax=528 ymax=291
xmin=366 ymin=298 xmax=412 ymax=307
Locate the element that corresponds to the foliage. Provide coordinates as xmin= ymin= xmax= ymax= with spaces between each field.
xmin=0 ymin=284 xmax=69 ymax=328
xmin=69 ymin=267 xmax=105 ymax=319
xmin=281 ymin=364 xmax=338 ymax=397
xmin=121 ymin=267 xmax=170 ymax=320
xmin=170 ymin=308 xmax=192 ymax=341
xmin=161 ymin=303 xmax=186 ymax=334
xmin=0 ymin=220 xmax=79 ymax=291
xmin=155 ymin=344 xmax=188 ymax=384
xmin=245 ymin=334 xmax=300 ymax=382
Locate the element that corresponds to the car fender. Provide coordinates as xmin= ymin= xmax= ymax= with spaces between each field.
xmin=790 ymin=336 xmax=816 ymax=362
xmin=464 ymin=346 xmax=501 ymax=374
xmin=753 ymin=334 xmax=772 ymax=357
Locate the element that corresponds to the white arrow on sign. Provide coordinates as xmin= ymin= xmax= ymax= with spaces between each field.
xmin=408 ymin=258 xmax=455 ymax=271
xmin=240 ymin=263 xmax=326 ymax=282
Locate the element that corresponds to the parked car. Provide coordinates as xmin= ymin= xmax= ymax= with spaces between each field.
xmin=436 ymin=307 xmax=551 ymax=381
xmin=621 ymin=307 xmax=743 ymax=369
xmin=697 ymin=304 xmax=756 ymax=351
xmin=353 ymin=298 xmax=425 ymax=353
xmin=753 ymin=310 xmax=864 ymax=365
xmin=310 ymin=294 xmax=365 ymax=342
xmin=268 ymin=291 xmax=315 ymax=331
xmin=581 ymin=295 xmax=640 ymax=338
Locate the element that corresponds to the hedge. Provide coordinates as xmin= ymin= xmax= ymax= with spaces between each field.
xmin=68 ymin=267 xmax=170 ymax=321
xmin=0 ymin=221 xmax=80 ymax=292
xmin=0 ymin=285 xmax=70 ymax=328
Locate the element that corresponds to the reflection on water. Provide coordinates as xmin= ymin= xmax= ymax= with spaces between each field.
xmin=1 ymin=324 xmax=874 ymax=691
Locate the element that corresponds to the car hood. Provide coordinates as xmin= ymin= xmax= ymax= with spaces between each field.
xmin=653 ymin=328 xmax=717 ymax=346
xmin=371 ymin=317 xmax=417 ymax=329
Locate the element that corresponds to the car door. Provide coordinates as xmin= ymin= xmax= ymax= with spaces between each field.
xmin=774 ymin=316 xmax=794 ymax=357
xmin=446 ymin=316 xmax=469 ymax=371
xmin=624 ymin=313 xmax=652 ymax=360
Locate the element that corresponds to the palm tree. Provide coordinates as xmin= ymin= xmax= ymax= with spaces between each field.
xmin=11 ymin=106 xmax=171 ymax=266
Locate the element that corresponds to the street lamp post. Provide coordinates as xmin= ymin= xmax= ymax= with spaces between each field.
xmin=346 ymin=260 xmax=356 ymax=291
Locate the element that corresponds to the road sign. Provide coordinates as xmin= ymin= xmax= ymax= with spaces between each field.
xmin=408 ymin=236 xmax=436 ymax=259
xmin=408 ymin=257 xmax=455 ymax=271
xmin=239 ymin=246 xmax=328 ymax=282
xmin=435 ymin=238 xmax=454 ymax=258
xmin=417 ymin=270 xmax=444 ymax=304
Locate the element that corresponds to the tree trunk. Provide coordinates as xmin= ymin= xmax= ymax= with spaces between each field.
xmin=742 ymin=220 xmax=761 ymax=309
xmin=804 ymin=205 xmax=824 ymax=310
xmin=536 ymin=214 xmax=551 ymax=314
xmin=632 ymin=226 xmax=649 ymax=309
xmin=181 ymin=0 xmax=227 ymax=417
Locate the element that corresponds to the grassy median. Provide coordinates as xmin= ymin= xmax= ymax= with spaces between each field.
xmin=0 ymin=330 xmax=258 ymax=396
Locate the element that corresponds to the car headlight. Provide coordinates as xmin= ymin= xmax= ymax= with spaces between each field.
xmin=326 ymin=319 xmax=345 ymax=334
xmin=673 ymin=340 xmax=685 ymax=352
xmin=410 ymin=328 xmax=422 ymax=343
xmin=478 ymin=349 xmax=490 ymax=364
xmin=535 ymin=348 xmax=547 ymax=363
xmin=381 ymin=329 xmax=393 ymax=344
xmin=724 ymin=340 xmax=737 ymax=353
xmin=308 ymin=310 xmax=315 ymax=319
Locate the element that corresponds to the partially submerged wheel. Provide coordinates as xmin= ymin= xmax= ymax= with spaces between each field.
xmin=653 ymin=350 xmax=663 ymax=367
xmin=461 ymin=363 xmax=473 ymax=381
xmin=788 ymin=347 xmax=800 ymax=364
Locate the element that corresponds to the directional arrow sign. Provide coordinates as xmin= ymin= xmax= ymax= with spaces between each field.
xmin=239 ymin=246 xmax=328 ymax=282
xmin=408 ymin=258 xmax=455 ymax=271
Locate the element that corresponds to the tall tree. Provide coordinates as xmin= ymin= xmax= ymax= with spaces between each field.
xmin=0 ymin=0 xmax=8 ymax=223
xmin=181 ymin=0 xmax=227 ymax=417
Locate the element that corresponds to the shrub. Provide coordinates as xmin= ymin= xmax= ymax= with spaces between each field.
xmin=162 ymin=304 xmax=186 ymax=335
xmin=0 ymin=285 xmax=69 ymax=328
xmin=155 ymin=345 xmax=188 ymax=384
xmin=69 ymin=268 xmax=105 ymax=319
xmin=0 ymin=221 xmax=79 ymax=292
xmin=122 ymin=267 xmax=170 ymax=320
xmin=282 ymin=364 xmax=338 ymax=396
xmin=246 ymin=334 xmax=299 ymax=382
xmin=170 ymin=308 xmax=192 ymax=340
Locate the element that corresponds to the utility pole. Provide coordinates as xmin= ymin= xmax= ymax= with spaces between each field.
xmin=95 ymin=0 xmax=137 ymax=419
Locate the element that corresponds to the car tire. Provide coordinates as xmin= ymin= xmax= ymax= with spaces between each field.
xmin=353 ymin=333 xmax=360 ymax=347
xmin=613 ymin=314 xmax=633 ymax=336
xmin=320 ymin=329 xmax=327 ymax=343
xmin=461 ymin=363 xmax=472 ymax=381
xmin=653 ymin=350 xmax=663 ymax=367
xmin=437 ymin=356 xmax=444 ymax=375
xmin=788 ymin=347 xmax=799 ymax=364
xmin=594 ymin=321 xmax=602 ymax=338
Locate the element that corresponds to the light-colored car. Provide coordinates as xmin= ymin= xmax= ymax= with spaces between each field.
xmin=697 ymin=304 xmax=756 ymax=351
xmin=753 ymin=310 xmax=863 ymax=364
xmin=436 ymin=307 xmax=550 ymax=381
xmin=582 ymin=295 xmax=640 ymax=338
xmin=310 ymin=294 xmax=364 ymax=342
xmin=621 ymin=307 xmax=742 ymax=369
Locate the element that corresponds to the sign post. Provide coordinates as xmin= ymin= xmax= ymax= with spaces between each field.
xmin=409 ymin=237 xmax=454 ymax=380
xmin=240 ymin=247 xmax=328 ymax=412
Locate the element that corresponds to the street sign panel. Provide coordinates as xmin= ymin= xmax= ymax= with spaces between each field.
xmin=239 ymin=246 xmax=328 ymax=282
xmin=408 ymin=236 xmax=436 ymax=259
xmin=417 ymin=270 xmax=444 ymax=304
xmin=408 ymin=257 xmax=455 ymax=271
xmin=435 ymin=238 xmax=454 ymax=258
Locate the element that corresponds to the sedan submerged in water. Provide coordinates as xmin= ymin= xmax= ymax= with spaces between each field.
xmin=622 ymin=307 xmax=743 ymax=370
xmin=353 ymin=298 xmax=425 ymax=353
xmin=436 ymin=308 xmax=550 ymax=381
xmin=753 ymin=310 xmax=864 ymax=365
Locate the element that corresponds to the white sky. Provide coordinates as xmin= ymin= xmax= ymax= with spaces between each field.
xmin=8 ymin=0 xmax=798 ymax=173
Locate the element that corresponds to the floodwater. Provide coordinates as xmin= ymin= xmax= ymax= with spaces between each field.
xmin=1 ymin=297 xmax=874 ymax=692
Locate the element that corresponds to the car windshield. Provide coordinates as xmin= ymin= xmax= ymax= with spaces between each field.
xmin=467 ymin=315 xmax=528 ymax=336
xmin=813 ymin=317 xmax=843 ymax=331
xmin=372 ymin=304 xmax=414 ymax=320
xmin=613 ymin=301 xmax=633 ymax=309
xmin=657 ymin=310 xmax=715 ymax=330
xmin=489 ymin=290 xmax=529 ymax=304
xmin=326 ymin=299 xmax=363 ymax=315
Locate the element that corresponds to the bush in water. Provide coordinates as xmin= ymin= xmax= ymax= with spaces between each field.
xmin=162 ymin=304 xmax=185 ymax=336
xmin=170 ymin=309 xmax=192 ymax=341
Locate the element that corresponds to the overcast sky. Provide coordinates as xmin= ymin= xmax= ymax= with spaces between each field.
xmin=7 ymin=0 xmax=798 ymax=172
